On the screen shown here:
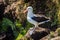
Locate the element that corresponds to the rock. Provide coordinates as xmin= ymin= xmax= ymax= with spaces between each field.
xmin=0 ymin=32 xmax=6 ymax=40
xmin=51 ymin=36 xmax=60 ymax=40
xmin=25 ymin=27 xmax=50 ymax=40
xmin=40 ymin=34 xmax=50 ymax=40
xmin=2 ymin=26 xmax=14 ymax=40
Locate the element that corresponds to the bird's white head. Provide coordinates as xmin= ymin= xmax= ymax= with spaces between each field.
xmin=27 ymin=6 xmax=33 ymax=13
xmin=27 ymin=6 xmax=34 ymax=17
xmin=23 ymin=6 xmax=33 ymax=14
xmin=23 ymin=6 xmax=34 ymax=17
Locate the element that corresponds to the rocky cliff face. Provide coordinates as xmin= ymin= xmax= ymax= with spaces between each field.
xmin=25 ymin=27 xmax=50 ymax=40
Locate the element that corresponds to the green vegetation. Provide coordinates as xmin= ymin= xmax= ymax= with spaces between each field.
xmin=50 ymin=31 xmax=55 ymax=38
xmin=56 ymin=28 xmax=60 ymax=36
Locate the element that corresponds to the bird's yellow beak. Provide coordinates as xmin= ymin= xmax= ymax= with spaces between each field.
xmin=23 ymin=9 xmax=28 ymax=14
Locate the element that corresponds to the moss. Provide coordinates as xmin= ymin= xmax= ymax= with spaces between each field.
xmin=56 ymin=28 xmax=60 ymax=36
xmin=50 ymin=31 xmax=55 ymax=38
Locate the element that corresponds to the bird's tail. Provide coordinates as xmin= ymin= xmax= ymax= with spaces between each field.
xmin=38 ymin=20 xmax=50 ymax=25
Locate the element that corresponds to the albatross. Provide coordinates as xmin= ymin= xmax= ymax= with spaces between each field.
xmin=24 ymin=6 xmax=50 ymax=27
